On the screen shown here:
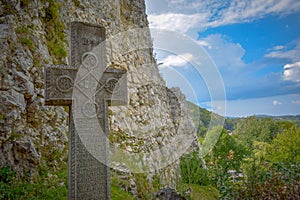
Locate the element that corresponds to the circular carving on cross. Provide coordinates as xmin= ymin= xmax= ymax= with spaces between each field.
xmin=105 ymin=78 xmax=120 ymax=94
xmin=81 ymin=52 xmax=98 ymax=70
xmin=56 ymin=75 xmax=73 ymax=93
xmin=82 ymin=101 xmax=99 ymax=118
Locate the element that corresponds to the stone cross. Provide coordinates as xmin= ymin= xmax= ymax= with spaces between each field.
xmin=45 ymin=22 xmax=127 ymax=200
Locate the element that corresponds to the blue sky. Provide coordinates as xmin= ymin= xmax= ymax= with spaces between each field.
xmin=145 ymin=0 xmax=300 ymax=117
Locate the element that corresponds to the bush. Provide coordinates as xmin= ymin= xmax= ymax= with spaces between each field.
xmin=231 ymin=163 xmax=300 ymax=199
xmin=0 ymin=166 xmax=16 ymax=199
xmin=180 ymin=152 xmax=210 ymax=186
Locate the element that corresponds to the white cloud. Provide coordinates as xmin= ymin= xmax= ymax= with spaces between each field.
xmin=283 ymin=62 xmax=300 ymax=82
xmin=197 ymin=40 xmax=211 ymax=49
xmin=292 ymin=99 xmax=300 ymax=105
xmin=196 ymin=34 xmax=300 ymax=100
xmin=273 ymin=45 xmax=285 ymax=50
xmin=265 ymin=49 xmax=300 ymax=62
xmin=208 ymin=0 xmax=300 ymax=27
xmin=273 ymin=100 xmax=282 ymax=105
xmin=169 ymin=0 xmax=185 ymax=4
xmin=158 ymin=53 xmax=194 ymax=68
xmin=147 ymin=0 xmax=300 ymax=32
xmin=198 ymin=34 xmax=246 ymax=70
xmin=265 ymin=39 xmax=300 ymax=62
xmin=148 ymin=13 xmax=209 ymax=33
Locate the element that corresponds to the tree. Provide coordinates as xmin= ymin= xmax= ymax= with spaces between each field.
xmin=266 ymin=125 xmax=300 ymax=164
xmin=203 ymin=128 xmax=246 ymax=198
xmin=234 ymin=116 xmax=278 ymax=153
xmin=232 ymin=124 xmax=300 ymax=199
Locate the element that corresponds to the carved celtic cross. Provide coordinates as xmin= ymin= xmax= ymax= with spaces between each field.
xmin=45 ymin=22 xmax=127 ymax=200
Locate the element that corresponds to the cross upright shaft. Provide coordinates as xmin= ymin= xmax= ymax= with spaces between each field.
xmin=45 ymin=22 xmax=127 ymax=200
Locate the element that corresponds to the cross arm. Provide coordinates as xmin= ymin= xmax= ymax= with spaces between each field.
xmin=45 ymin=65 xmax=77 ymax=106
xmin=44 ymin=65 xmax=128 ymax=106
xmin=95 ymin=68 xmax=128 ymax=106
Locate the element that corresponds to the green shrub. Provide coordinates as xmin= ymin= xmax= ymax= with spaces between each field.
xmin=231 ymin=163 xmax=300 ymax=199
xmin=228 ymin=125 xmax=300 ymax=199
xmin=180 ymin=152 xmax=209 ymax=186
xmin=0 ymin=166 xmax=17 ymax=199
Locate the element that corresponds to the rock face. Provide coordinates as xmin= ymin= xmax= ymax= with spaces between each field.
xmin=0 ymin=0 xmax=199 ymax=191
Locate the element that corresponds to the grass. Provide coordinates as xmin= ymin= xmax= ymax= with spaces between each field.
xmin=177 ymin=183 xmax=220 ymax=200
xmin=0 ymin=164 xmax=136 ymax=200
xmin=1 ymin=164 xmax=220 ymax=200
xmin=0 ymin=165 xmax=68 ymax=200
xmin=111 ymin=185 xmax=135 ymax=200
xmin=16 ymin=25 xmax=36 ymax=51
xmin=19 ymin=37 xmax=36 ymax=51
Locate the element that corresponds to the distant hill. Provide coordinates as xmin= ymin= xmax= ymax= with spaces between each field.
xmin=256 ymin=115 xmax=300 ymax=126
xmin=186 ymin=101 xmax=211 ymax=134
xmin=186 ymin=101 xmax=300 ymax=135
xmin=186 ymin=101 xmax=233 ymax=136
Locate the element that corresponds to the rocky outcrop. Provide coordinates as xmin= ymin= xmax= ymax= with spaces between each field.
xmin=0 ymin=0 xmax=199 ymax=192
xmin=0 ymin=0 xmax=69 ymax=178
xmin=155 ymin=187 xmax=186 ymax=200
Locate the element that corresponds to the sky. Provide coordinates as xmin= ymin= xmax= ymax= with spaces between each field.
xmin=145 ymin=0 xmax=300 ymax=117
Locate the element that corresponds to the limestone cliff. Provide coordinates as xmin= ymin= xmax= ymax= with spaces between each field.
xmin=0 ymin=0 xmax=199 ymax=194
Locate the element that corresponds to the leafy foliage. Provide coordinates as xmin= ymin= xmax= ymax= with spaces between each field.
xmin=203 ymin=129 xmax=246 ymax=198
xmin=227 ymin=119 xmax=299 ymax=199
xmin=234 ymin=116 xmax=279 ymax=152
xmin=266 ymin=125 xmax=300 ymax=164
xmin=180 ymin=152 xmax=209 ymax=186
xmin=185 ymin=103 xmax=300 ymax=199
xmin=231 ymin=163 xmax=300 ymax=199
